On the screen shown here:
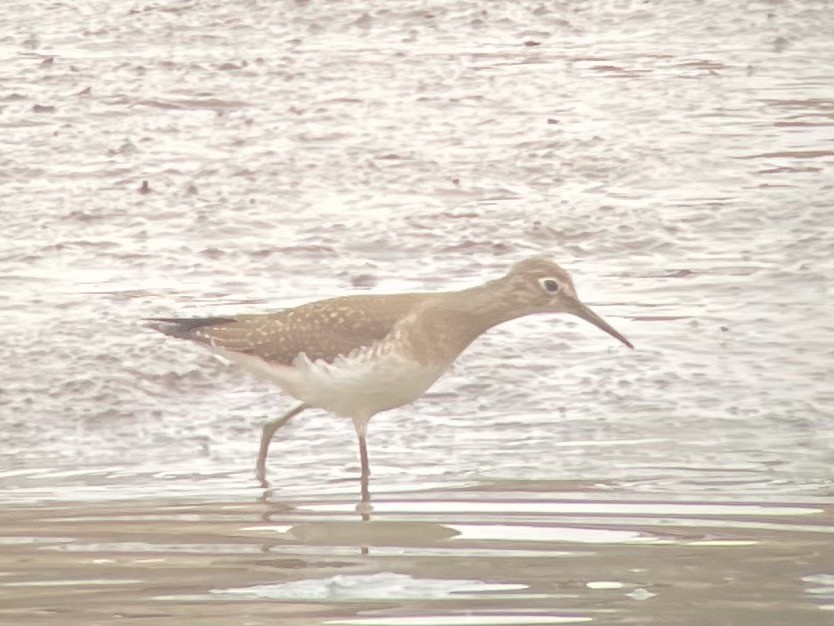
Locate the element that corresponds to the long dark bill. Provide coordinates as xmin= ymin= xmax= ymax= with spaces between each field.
xmin=567 ymin=298 xmax=634 ymax=349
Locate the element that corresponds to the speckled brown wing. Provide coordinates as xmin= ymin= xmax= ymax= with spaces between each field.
xmin=146 ymin=293 xmax=430 ymax=366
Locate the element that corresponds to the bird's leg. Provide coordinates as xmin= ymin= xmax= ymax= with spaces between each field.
xmin=255 ymin=402 xmax=306 ymax=487
xmin=358 ymin=433 xmax=371 ymax=503
xmin=352 ymin=418 xmax=372 ymax=504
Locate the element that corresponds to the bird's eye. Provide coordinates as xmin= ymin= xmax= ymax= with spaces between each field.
xmin=539 ymin=278 xmax=560 ymax=294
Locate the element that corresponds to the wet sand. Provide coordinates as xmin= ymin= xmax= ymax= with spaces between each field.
xmin=2 ymin=0 xmax=834 ymax=624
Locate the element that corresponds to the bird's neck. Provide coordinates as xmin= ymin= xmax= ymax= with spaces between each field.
xmin=449 ymin=277 xmax=522 ymax=328
xmin=404 ymin=278 xmax=522 ymax=365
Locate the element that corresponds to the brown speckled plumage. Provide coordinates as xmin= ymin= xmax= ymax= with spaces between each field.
xmin=147 ymin=293 xmax=438 ymax=366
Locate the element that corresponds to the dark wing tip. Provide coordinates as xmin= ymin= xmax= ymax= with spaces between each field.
xmin=144 ymin=316 xmax=238 ymax=339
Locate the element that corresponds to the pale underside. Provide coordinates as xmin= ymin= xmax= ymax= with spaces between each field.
xmin=209 ymin=342 xmax=449 ymax=422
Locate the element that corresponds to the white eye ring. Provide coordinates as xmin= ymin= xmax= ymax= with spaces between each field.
xmin=539 ymin=277 xmax=560 ymax=294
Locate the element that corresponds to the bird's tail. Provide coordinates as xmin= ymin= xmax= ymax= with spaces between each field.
xmin=144 ymin=316 xmax=237 ymax=339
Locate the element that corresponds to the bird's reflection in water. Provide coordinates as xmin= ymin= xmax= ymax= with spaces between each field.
xmin=257 ymin=487 xmax=459 ymax=557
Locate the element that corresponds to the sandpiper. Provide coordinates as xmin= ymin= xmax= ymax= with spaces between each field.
xmin=147 ymin=257 xmax=632 ymax=502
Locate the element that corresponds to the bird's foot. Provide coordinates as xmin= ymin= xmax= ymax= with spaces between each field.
xmin=255 ymin=465 xmax=270 ymax=489
xmin=355 ymin=500 xmax=373 ymax=516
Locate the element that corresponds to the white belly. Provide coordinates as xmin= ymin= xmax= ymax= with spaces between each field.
xmin=211 ymin=346 xmax=448 ymax=420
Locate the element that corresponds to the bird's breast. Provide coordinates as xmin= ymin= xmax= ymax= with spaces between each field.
xmin=290 ymin=346 xmax=449 ymax=419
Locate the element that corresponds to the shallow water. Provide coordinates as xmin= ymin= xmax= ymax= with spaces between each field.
xmin=2 ymin=0 xmax=833 ymax=624
xmin=1 ymin=485 xmax=833 ymax=625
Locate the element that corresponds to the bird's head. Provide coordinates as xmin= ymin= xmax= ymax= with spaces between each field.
xmin=499 ymin=257 xmax=633 ymax=349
